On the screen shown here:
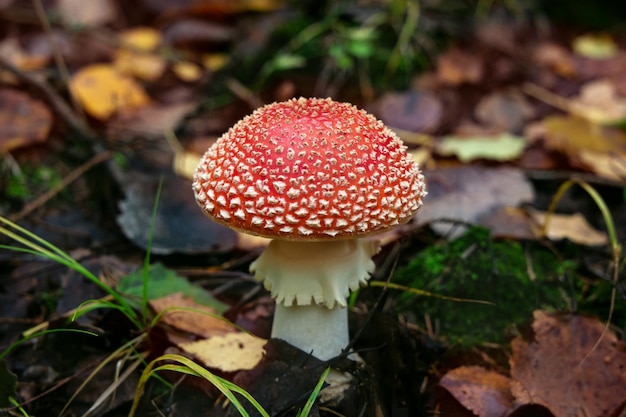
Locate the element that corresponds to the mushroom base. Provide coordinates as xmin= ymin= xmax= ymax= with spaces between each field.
xmin=251 ymin=239 xmax=380 ymax=308
xmin=272 ymin=303 xmax=349 ymax=360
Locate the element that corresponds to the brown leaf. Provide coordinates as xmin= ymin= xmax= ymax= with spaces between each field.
xmin=510 ymin=311 xmax=626 ymax=417
xmin=475 ymin=90 xmax=534 ymax=132
xmin=372 ymin=90 xmax=444 ymax=134
xmin=150 ymin=292 xmax=235 ymax=339
xmin=416 ymin=167 xmax=534 ymax=237
xmin=438 ymin=366 xmax=514 ymax=417
xmin=528 ymin=208 xmax=609 ymax=246
xmin=0 ymin=89 xmax=52 ymax=152
xmin=436 ymin=47 xmax=484 ymax=86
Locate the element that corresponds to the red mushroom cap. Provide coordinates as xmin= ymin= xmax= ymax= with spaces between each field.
xmin=193 ymin=97 xmax=426 ymax=240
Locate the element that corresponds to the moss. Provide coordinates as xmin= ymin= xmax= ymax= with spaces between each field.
xmin=393 ymin=227 xmax=576 ymax=346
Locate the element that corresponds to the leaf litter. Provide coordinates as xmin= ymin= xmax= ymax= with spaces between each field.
xmin=1 ymin=1 xmax=625 ymax=416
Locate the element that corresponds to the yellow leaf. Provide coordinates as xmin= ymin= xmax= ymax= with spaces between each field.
xmin=114 ymin=49 xmax=166 ymax=81
xmin=70 ymin=64 xmax=150 ymax=120
xmin=119 ymin=27 xmax=161 ymax=51
xmin=542 ymin=115 xmax=626 ymax=154
xmin=437 ymin=133 xmax=526 ymax=162
xmin=202 ymin=53 xmax=228 ymax=71
xmin=172 ymin=61 xmax=202 ymax=82
xmin=180 ymin=332 xmax=266 ymax=372
xmin=572 ymin=34 xmax=617 ymax=59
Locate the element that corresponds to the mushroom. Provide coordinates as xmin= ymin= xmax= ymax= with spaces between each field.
xmin=193 ymin=97 xmax=426 ymax=360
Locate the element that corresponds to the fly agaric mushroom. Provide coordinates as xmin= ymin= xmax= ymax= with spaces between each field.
xmin=193 ymin=97 xmax=426 ymax=360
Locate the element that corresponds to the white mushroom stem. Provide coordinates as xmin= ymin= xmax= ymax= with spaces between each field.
xmin=250 ymin=239 xmax=380 ymax=360
xmin=272 ymin=304 xmax=349 ymax=360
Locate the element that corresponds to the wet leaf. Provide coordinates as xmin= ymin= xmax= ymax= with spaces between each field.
xmin=510 ymin=311 xmax=626 ymax=417
xmin=70 ymin=64 xmax=151 ymax=120
xmin=0 ymin=89 xmax=52 ymax=152
xmin=117 ymin=174 xmax=237 ymax=254
xmin=180 ymin=332 xmax=266 ymax=372
xmin=438 ymin=366 xmax=513 ymax=417
xmin=437 ymin=133 xmax=527 ymax=162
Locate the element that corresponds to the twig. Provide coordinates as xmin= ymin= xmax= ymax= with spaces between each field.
xmin=32 ymin=0 xmax=88 ymax=123
xmin=9 ymin=151 xmax=114 ymax=222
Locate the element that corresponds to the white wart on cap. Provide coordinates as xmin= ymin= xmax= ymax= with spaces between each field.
xmin=192 ymin=97 xmax=426 ymax=240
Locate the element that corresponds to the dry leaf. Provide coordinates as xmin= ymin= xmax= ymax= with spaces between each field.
xmin=579 ymin=150 xmax=626 ymax=182
xmin=533 ymin=42 xmax=576 ymax=78
xmin=436 ymin=47 xmax=483 ymax=86
xmin=0 ymin=89 xmax=52 ymax=152
xmin=372 ymin=90 xmax=443 ymax=133
xmin=56 ymin=0 xmax=117 ymax=27
xmin=114 ymin=27 xmax=166 ymax=81
xmin=70 ymin=64 xmax=151 ymax=120
xmin=541 ymin=115 xmax=626 ymax=157
xmin=475 ymin=90 xmax=534 ymax=132
xmin=416 ymin=167 xmax=534 ymax=237
xmin=510 ymin=310 xmax=626 ymax=417
xmin=438 ymin=366 xmax=514 ymax=417
xmin=570 ymin=79 xmax=626 ymax=125
xmin=173 ymin=61 xmax=203 ymax=81
xmin=528 ymin=208 xmax=608 ymax=246
xmin=180 ymin=332 xmax=266 ymax=372
xmin=150 ymin=292 xmax=235 ymax=338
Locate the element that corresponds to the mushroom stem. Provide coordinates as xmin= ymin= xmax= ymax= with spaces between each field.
xmin=250 ymin=239 xmax=380 ymax=359
xmin=272 ymin=304 xmax=349 ymax=360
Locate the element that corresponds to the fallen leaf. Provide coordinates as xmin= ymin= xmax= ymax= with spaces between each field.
xmin=436 ymin=47 xmax=483 ymax=86
xmin=180 ymin=332 xmax=266 ymax=372
xmin=438 ymin=366 xmax=514 ymax=417
xmin=533 ymin=42 xmax=576 ymax=78
xmin=173 ymin=61 xmax=203 ymax=81
xmin=437 ymin=133 xmax=527 ymax=162
xmin=117 ymin=174 xmax=238 ymax=255
xmin=416 ymin=167 xmax=534 ymax=237
xmin=56 ymin=0 xmax=117 ymax=27
xmin=510 ymin=310 xmax=626 ymax=417
xmin=569 ymin=79 xmax=626 ymax=125
xmin=475 ymin=90 xmax=534 ymax=132
xmin=70 ymin=64 xmax=150 ymax=120
xmin=372 ymin=90 xmax=443 ymax=133
xmin=572 ymin=34 xmax=618 ymax=60
xmin=0 ymin=89 xmax=52 ymax=152
xmin=0 ymin=37 xmax=49 ymax=71
xmin=541 ymin=115 xmax=626 ymax=157
xmin=118 ymin=263 xmax=227 ymax=314
xmin=114 ymin=27 xmax=166 ymax=81
xmin=108 ymin=101 xmax=197 ymax=139
xmin=478 ymin=206 xmax=535 ymax=240
xmin=528 ymin=208 xmax=609 ymax=246
xmin=579 ymin=150 xmax=626 ymax=182
xmin=151 ymin=292 xmax=234 ymax=338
